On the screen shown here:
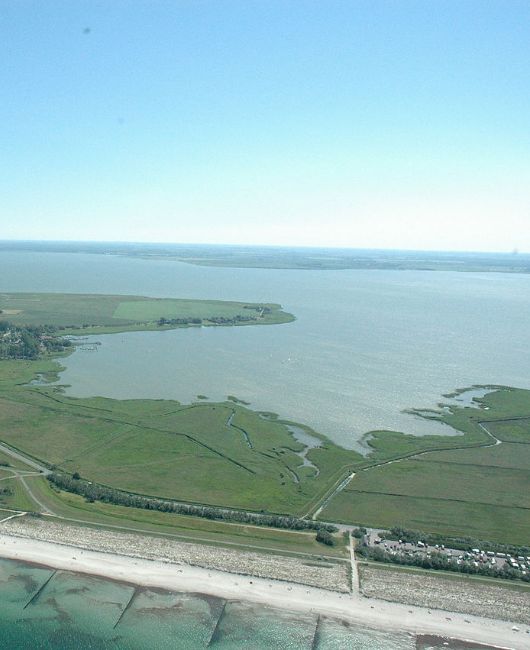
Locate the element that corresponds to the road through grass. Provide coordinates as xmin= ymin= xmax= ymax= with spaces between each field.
xmin=321 ymin=389 xmax=530 ymax=544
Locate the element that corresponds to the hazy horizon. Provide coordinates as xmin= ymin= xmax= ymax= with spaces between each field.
xmin=1 ymin=238 xmax=529 ymax=256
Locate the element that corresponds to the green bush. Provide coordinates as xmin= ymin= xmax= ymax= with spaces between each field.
xmin=316 ymin=529 xmax=336 ymax=546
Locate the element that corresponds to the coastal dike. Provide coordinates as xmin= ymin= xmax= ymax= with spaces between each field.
xmin=0 ymin=516 xmax=350 ymax=592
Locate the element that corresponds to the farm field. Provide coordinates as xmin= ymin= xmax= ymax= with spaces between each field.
xmin=424 ymin=442 xmax=530 ymax=470
xmin=483 ymin=418 xmax=530 ymax=443
xmin=0 ymin=292 xmax=294 ymax=334
xmin=321 ymin=389 xmax=530 ymax=544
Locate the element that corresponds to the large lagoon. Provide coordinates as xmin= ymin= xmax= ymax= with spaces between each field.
xmin=2 ymin=251 xmax=530 ymax=448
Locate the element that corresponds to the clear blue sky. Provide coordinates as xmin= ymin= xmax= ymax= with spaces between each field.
xmin=2 ymin=1 xmax=529 ymax=251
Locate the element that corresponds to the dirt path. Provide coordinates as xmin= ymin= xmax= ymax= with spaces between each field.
xmin=349 ymin=533 xmax=359 ymax=593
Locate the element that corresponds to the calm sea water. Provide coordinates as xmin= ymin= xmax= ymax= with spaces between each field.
xmin=2 ymin=251 xmax=530 ymax=447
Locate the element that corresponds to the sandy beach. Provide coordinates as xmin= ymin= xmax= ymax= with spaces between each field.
xmin=0 ymin=532 xmax=528 ymax=649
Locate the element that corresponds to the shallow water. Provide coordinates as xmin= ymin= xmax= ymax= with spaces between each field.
xmin=444 ymin=387 xmax=496 ymax=408
xmin=2 ymin=251 xmax=530 ymax=448
xmin=2 ymin=556 xmax=501 ymax=649
xmin=0 ymin=558 xmax=419 ymax=649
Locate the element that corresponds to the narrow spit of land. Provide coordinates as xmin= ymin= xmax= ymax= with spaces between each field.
xmin=0 ymin=292 xmax=294 ymax=336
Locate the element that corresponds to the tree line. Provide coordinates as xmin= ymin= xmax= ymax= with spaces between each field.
xmin=48 ymin=472 xmax=337 ymax=533
xmin=157 ymin=314 xmax=257 ymax=327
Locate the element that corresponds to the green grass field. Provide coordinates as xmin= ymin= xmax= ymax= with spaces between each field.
xmin=483 ymin=418 xmax=530 ymax=443
xmin=1 ymin=292 xmax=529 ymax=550
xmin=0 ymin=293 xmax=294 ymax=334
xmin=0 ymin=357 xmax=361 ymax=515
xmin=12 ymin=474 xmax=348 ymax=558
xmin=2 ymin=354 xmax=530 ymax=545
xmin=321 ymin=388 xmax=530 ymax=544
xmin=0 ymin=471 xmax=36 ymax=511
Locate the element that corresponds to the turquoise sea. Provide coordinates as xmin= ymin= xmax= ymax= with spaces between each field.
xmin=0 ymin=558 xmax=498 ymax=649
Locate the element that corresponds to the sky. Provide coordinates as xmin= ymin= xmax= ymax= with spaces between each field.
xmin=1 ymin=1 xmax=529 ymax=252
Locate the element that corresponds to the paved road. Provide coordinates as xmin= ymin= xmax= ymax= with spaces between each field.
xmin=0 ymin=465 xmax=57 ymax=516
xmin=0 ymin=442 xmax=55 ymax=514
xmin=0 ymin=442 xmax=50 ymax=474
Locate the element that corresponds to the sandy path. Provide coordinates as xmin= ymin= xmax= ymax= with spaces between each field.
xmin=0 ymin=534 xmax=528 ymax=649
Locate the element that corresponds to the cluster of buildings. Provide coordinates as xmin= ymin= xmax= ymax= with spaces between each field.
xmin=368 ymin=532 xmax=530 ymax=576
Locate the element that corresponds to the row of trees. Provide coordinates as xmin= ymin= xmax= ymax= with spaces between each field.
xmin=157 ymin=317 xmax=202 ymax=326
xmin=389 ymin=526 xmax=530 ymax=558
xmin=357 ymin=545 xmax=529 ymax=582
xmin=208 ymin=315 xmax=256 ymax=324
xmin=157 ymin=314 xmax=257 ymax=327
xmin=48 ymin=472 xmax=337 ymax=533
xmin=316 ymin=529 xmax=336 ymax=546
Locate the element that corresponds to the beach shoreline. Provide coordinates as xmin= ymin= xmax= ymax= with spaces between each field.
xmin=0 ymin=532 xmax=527 ymax=649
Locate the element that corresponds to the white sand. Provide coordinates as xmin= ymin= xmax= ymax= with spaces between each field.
xmin=0 ymin=533 xmax=528 ymax=649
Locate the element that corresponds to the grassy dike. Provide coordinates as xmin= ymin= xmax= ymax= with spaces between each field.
xmin=0 ymin=293 xmax=529 ymax=551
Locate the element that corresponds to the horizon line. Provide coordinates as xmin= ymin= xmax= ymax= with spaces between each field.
xmin=0 ymin=239 xmax=526 ymax=257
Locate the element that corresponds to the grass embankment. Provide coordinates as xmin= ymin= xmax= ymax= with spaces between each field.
xmin=0 ymin=293 xmax=294 ymax=334
xmin=16 ymin=475 xmax=348 ymax=559
xmin=359 ymin=561 xmax=530 ymax=593
xmin=321 ymin=388 xmax=530 ymax=544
